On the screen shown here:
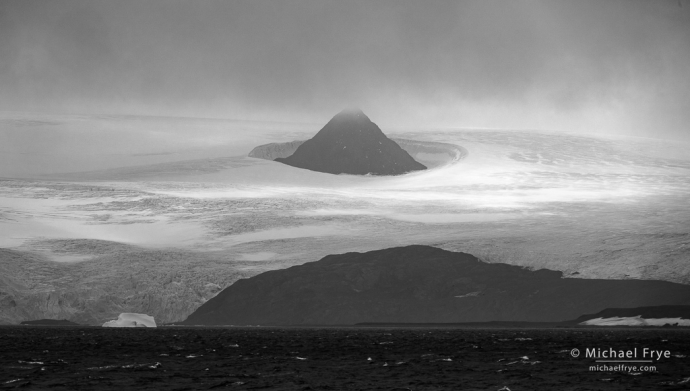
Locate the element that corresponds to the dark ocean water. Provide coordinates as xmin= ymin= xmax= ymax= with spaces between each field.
xmin=1 ymin=327 xmax=688 ymax=390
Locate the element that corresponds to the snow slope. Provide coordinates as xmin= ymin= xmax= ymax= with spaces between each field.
xmin=581 ymin=316 xmax=690 ymax=326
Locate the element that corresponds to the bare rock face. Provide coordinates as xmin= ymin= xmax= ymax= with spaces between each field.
xmin=248 ymin=140 xmax=305 ymax=160
xmin=275 ymin=109 xmax=427 ymax=175
xmin=181 ymin=245 xmax=690 ymax=325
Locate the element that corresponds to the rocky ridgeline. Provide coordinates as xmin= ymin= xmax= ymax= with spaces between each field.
xmin=248 ymin=140 xmax=305 ymax=160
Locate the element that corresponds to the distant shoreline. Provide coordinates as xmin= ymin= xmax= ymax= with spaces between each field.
xmin=5 ymin=324 xmax=690 ymax=330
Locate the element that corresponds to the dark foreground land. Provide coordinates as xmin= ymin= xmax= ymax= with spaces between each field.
xmin=1 ymin=327 xmax=689 ymax=390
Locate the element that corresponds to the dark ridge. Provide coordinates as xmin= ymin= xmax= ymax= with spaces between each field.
xmin=275 ymin=109 xmax=427 ymax=175
xmin=180 ymin=245 xmax=690 ymax=326
xmin=354 ymin=321 xmax=573 ymax=328
xmin=20 ymin=319 xmax=80 ymax=326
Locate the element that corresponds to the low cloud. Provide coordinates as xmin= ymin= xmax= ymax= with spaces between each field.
xmin=1 ymin=0 xmax=688 ymax=140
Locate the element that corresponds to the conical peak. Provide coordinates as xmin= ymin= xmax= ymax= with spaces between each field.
xmin=274 ymin=107 xmax=428 ymax=175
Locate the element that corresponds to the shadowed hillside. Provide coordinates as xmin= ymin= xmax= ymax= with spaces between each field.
xmin=182 ymin=245 xmax=690 ymax=325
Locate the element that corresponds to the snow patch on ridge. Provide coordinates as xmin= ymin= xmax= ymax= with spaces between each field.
xmin=580 ymin=316 xmax=690 ymax=326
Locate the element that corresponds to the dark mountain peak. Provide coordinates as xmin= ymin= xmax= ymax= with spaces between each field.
xmin=326 ymin=108 xmax=370 ymax=126
xmin=315 ymin=108 xmax=380 ymax=139
xmin=275 ymin=110 xmax=427 ymax=175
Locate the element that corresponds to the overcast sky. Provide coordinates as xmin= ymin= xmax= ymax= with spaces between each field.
xmin=1 ymin=0 xmax=689 ymax=140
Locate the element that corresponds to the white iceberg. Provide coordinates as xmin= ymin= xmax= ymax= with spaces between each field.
xmin=102 ymin=313 xmax=157 ymax=328
xmin=454 ymin=291 xmax=481 ymax=298
xmin=580 ymin=316 xmax=690 ymax=327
